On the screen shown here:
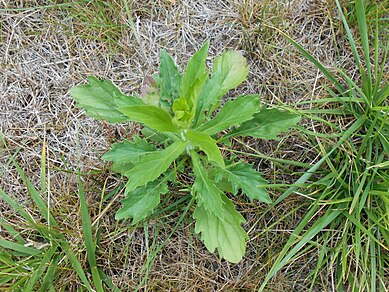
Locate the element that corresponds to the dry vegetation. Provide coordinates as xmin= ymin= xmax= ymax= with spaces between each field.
xmin=1 ymin=0 xmax=386 ymax=291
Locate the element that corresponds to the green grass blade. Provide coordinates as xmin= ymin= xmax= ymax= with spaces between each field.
xmin=273 ymin=26 xmax=346 ymax=94
xmin=355 ymin=0 xmax=372 ymax=95
xmin=25 ymin=244 xmax=58 ymax=291
xmin=98 ymin=269 xmax=122 ymax=292
xmin=342 ymin=212 xmax=388 ymax=251
xmin=376 ymin=83 xmax=389 ymax=105
xmin=12 ymin=159 xmax=58 ymax=227
xmin=274 ymin=116 xmax=366 ymax=205
xmin=40 ymin=254 xmax=60 ymax=292
xmin=0 ymin=217 xmax=25 ymax=244
xmin=0 ymin=239 xmax=41 ymax=256
xmin=78 ymin=176 xmax=104 ymax=292
xmin=61 ymin=242 xmax=93 ymax=292
xmin=335 ymin=0 xmax=373 ymax=101
xmin=122 ymin=0 xmax=141 ymax=49
xmin=259 ymin=209 xmax=342 ymax=291
xmin=0 ymin=188 xmax=34 ymax=223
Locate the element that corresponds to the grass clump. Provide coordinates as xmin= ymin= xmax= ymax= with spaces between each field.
xmin=261 ymin=0 xmax=389 ymax=290
xmin=0 ymin=137 xmax=117 ymax=291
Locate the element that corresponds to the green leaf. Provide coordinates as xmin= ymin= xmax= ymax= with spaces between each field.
xmin=119 ymin=105 xmax=179 ymax=132
xmin=195 ymin=51 xmax=249 ymax=125
xmin=116 ymin=176 xmax=170 ymax=223
xmin=172 ymin=96 xmax=192 ymax=128
xmin=228 ymin=108 xmax=301 ymax=139
xmin=376 ymin=83 xmax=389 ymax=105
xmin=0 ymin=239 xmax=42 ymax=256
xmin=141 ymin=127 xmax=169 ymax=144
xmin=185 ymin=130 xmax=224 ymax=167
xmin=193 ymin=193 xmax=248 ymax=263
xmin=213 ymin=50 xmax=249 ymax=96
xmin=101 ymin=136 xmax=156 ymax=163
xmin=191 ymin=152 xmax=225 ymax=219
xmin=220 ymin=163 xmax=271 ymax=203
xmin=77 ymin=176 xmax=103 ymax=291
xmin=173 ymin=42 xmax=210 ymax=128
xmin=197 ymin=95 xmax=261 ymax=135
xmin=125 ymin=140 xmax=187 ymax=192
xmin=194 ymin=72 xmax=223 ymax=123
xmin=159 ymin=49 xmax=181 ymax=103
xmin=110 ymin=162 xmax=134 ymax=175
xmin=70 ymin=76 xmax=143 ymax=123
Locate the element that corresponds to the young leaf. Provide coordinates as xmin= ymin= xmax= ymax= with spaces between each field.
xmin=197 ymin=94 xmax=261 ymax=135
xmin=115 ymin=176 xmax=170 ymax=223
xmin=185 ymin=130 xmax=224 ymax=167
xmin=70 ymin=76 xmax=143 ymax=123
xmin=119 ymin=105 xmax=179 ymax=133
xmin=219 ymin=163 xmax=271 ymax=203
xmin=159 ymin=49 xmax=181 ymax=103
xmin=125 ymin=140 xmax=187 ymax=192
xmin=191 ymin=152 xmax=225 ymax=219
xmin=173 ymin=42 xmax=210 ymax=127
xmin=228 ymin=108 xmax=301 ymax=139
xmin=194 ymin=72 xmax=223 ymax=124
xmin=172 ymin=97 xmax=192 ymax=128
xmin=193 ymin=193 xmax=248 ymax=263
xmin=180 ymin=41 xmax=210 ymax=103
xmin=101 ymin=136 xmax=157 ymax=163
xmin=195 ymin=51 xmax=249 ymax=125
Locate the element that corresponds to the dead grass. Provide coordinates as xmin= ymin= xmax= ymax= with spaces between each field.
xmin=0 ymin=0 xmax=357 ymax=290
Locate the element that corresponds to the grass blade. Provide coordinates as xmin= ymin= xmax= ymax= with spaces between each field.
xmin=78 ymin=175 xmax=104 ymax=292
xmin=40 ymin=254 xmax=60 ymax=292
xmin=259 ymin=209 xmax=342 ymax=291
xmin=25 ymin=244 xmax=58 ymax=291
xmin=0 ymin=239 xmax=41 ymax=256
xmin=269 ymin=24 xmax=346 ymax=94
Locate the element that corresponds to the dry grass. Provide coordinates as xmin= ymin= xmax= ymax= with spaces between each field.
xmin=1 ymin=0 xmax=353 ymax=290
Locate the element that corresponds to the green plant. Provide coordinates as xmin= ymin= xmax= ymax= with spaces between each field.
xmin=70 ymin=42 xmax=301 ymax=263
xmin=261 ymin=0 xmax=388 ymax=290
xmin=0 ymin=137 xmax=117 ymax=291
xmin=338 ymin=0 xmax=389 ymax=29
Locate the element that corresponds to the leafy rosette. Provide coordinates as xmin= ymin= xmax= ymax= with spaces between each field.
xmin=70 ymin=42 xmax=300 ymax=263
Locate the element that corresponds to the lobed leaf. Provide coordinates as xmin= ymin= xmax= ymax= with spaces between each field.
xmin=218 ymin=162 xmax=271 ymax=203
xmin=125 ymin=140 xmax=187 ymax=192
xmin=228 ymin=108 xmax=301 ymax=139
xmin=101 ymin=136 xmax=157 ymax=163
xmin=119 ymin=105 xmax=179 ymax=133
xmin=191 ymin=152 xmax=225 ymax=219
xmin=185 ymin=130 xmax=224 ymax=167
xmin=197 ymin=94 xmax=261 ymax=135
xmin=193 ymin=193 xmax=248 ymax=263
xmin=70 ymin=76 xmax=143 ymax=123
xmin=116 ymin=176 xmax=170 ymax=223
